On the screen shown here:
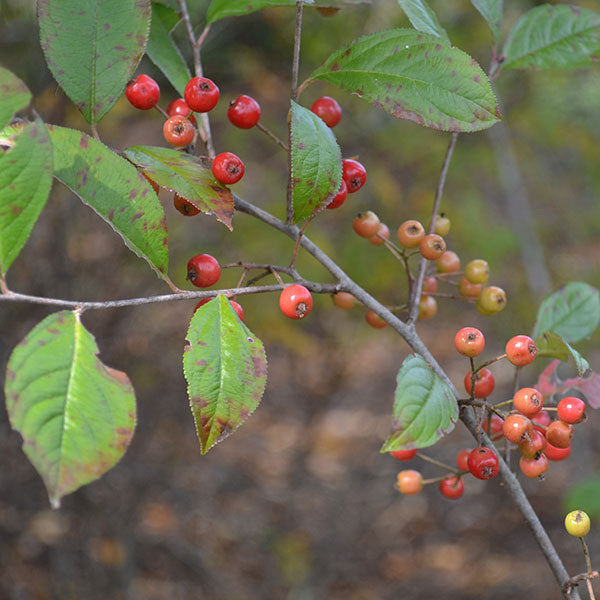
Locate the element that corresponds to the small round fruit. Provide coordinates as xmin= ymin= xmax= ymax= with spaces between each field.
xmin=520 ymin=453 xmax=549 ymax=478
xmin=464 ymin=368 xmax=495 ymax=398
xmin=513 ymin=387 xmax=544 ymax=417
xmin=545 ymin=441 xmax=572 ymax=461
xmin=439 ymin=477 xmax=464 ymax=500
xmin=456 ymin=449 xmax=472 ymax=472
xmin=565 ymin=510 xmax=591 ymax=537
xmin=419 ymin=234 xmax=446 ymax=260
xmin=327 ymin=179 xmax=347 ymax=210
xmin=125 ymin=74 xmax=160 ymax=110
xmin=212 ymin=152 xmax=245 ymax=185
xmin=342 ymin=159 xmax=367 ymax=193
xmin=390 ymin=449 xmax=417 ymax=461
xmin=434 ymin=214 xmax=451 ymax=236
xmin=502 ymin=414 xmax=534 ymax=444
xmin=477 ymin=286 xmax=507 ymax=314
xmin=173 ymin=193 xmax=200 ymax=216
xmin=397 ymin=220 xmax=425 ymax=248
xmin=506 ymin=335 xmax=537 ymax=367
xmin=422 ymin=277 xmax=438 ymax=295
xmin=468 ymin=447 xmax=499 ymax=480
xmin=310 ymin=96 xmax=342 ymax=128
xmin=187 ymin=254 xmax=221 ymax=288
xmin=532 ymin=410 xmax=552 ymax=434
xmin=230 ymin=300 xmax=245 ymax=321
xmin=184 ymin=76 xmax=219 ymax=112
xmin=365 ymin=309 xmax=387 ymax=329
xmin=280 ymin=284 xmax=313 ymax=319
xmin=518 ymin=430 xmax=547 ymax=458
xmin=353 ymin=211 xmax=380 ymax=238
xmin=194 ymin=297 xmax=213 ymax=312
xmin=546 ymin=420 xmax=574 ymax=449
xmin=459 ymin=277 xmax=483 ymax=298
xmin=166 ymin=97 xmax=196 ymax=123
xmin=418 ymin=295 xmax=437 ymax=320
xmin=227 ymin=94 xmax=261 ymax=128
xmin=483 ymin=414 xmax=504 ymax=438
xmin=465 ymin=259 xmax=489 ymax=284
xmin=557 ymin=397 xmax=586 ymax=424
xmin=454 ymin=327 xmax=485 ymax=357
xmin=396 ymin=470 xmax=423 ymax=495
xmin=163 ymin=115 xmax=195 ymax=147
xmin=369 ymin=223 xmax=390 ymax=246
xmin=435 ymin=250 xmax=460 ymax=273
xmin=333 ymin=292 xmax=355 ymax=310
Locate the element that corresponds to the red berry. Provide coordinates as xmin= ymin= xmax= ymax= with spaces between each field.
xmin=436 ymin=250 xmax=460 ymax=273
xmin=464 ymin=368 xmax=495 ymax=398
xmin=439 ymin=476 xmax=465 ymax=500
xmin=502 ymin=414 xmax=534 ymax=444
xmin=332 ymin=292 xmax=355 ymax=310
xmin=194 ymin=297 xmax=213 ymax=312
xmin=546 ymin=420 xmax=574 ymax=449
xmin=184 ymin=76 xmax=219 ymax=112
xmin=513 ymin=387 xmax=544 ymax=417
xmin=454 ymin=327 xmax=485 ymax=357
xmin=353 ymin=211 xmax=380 ymax=238
xmin=545 ymin=440 xmax=572 ymax=461
xmin=419 ymin=234 xmax=446 ymax=260
xmin=230 ymin=300 xmax=244 ymax=321
xmin=369 ymin=223 xmax=390 ymax=246
xmin=342 ymin=159 xmax=367 ymax=193
xmin=280 ymin=284 xmax=313 ymax=319
xmin=397 ymin=220 xmax=425 ymax=248
xmin=468 ymin=447 xmax=499 ymax=480
xmin=532 ymin=410 xmax=552 ymax=434
xmin=186 ymin=254 xmax=221 ymax=288
xmin=227 ymin=94 xmax=261 ymax=129
xmin=482 ymin=414 xmax=504 ymax=438
xmin=456 ymin=449 xmax=472 ymax=472
xmin=327 ymin=179 xmax=348 ymax=210
xmin=365 ymin=309 xmax=387 ymax=329
xmin=520 ymin=453 xmax=549 ymax=478
xmin=125 ymin=74 xmax=160 ymax=110
xmin=390 ymin=449 xmax=417 ymax=461
xmin=166 ymin=97 xmax=196 ymax=124
xmin=173 ymin=193 xmax=200 ymax=216
xmin=396 ymin=470 xmax=423 ymax=495
xmin=422 ymin=277 xmax=438 ymax=295
xmin=212 ymin=152 xmax=245 ymax=185
xmin=418 ymin=295 xmax=438 ymax=320
xmin=163 ymin=115 xmax=194 ymax=147
xmin=505 ymin=335 xmax=537 ymax=367
xmin=518 ymin=429 xmax=547 ymax=458
xmin=459 ymin=277 xmax=483 ymax=298
xmin=310 ymin=96 xmax=342 ymax=127
xmin=557 ymin=397 xmax=586 ymax=424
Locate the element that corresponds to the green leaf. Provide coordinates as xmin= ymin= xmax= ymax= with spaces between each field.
xmin=397 ymin=0 xmax=449 ymax=41
xmin=48 ymin=126 xmax=169 ymax=276
xmin=471 ymin=0 xmax=503 ymax=43
xmin=5 ymin=311 xmax=136 ymax=508
xmin=535 ymin=331 xmax=590 ymax=377
xmin=307 ymin=29 xmax=501 ymax=132
xmin=0 ymin=67 xmax=31 ymax=130
xmin=381 ymin=354 xmax=458 ymax=452
xmin=123 ymin=145 xmax=234 ymax=230
xmin=564 ymin=478 xmax=600 ymax=518
xmin=532 ymin=282 xmax=600 ymax=343
xmin=146 ymin=3 xmax=191 ymax=97
xmin=313 ymin=0 xmax=370 ymax=5
xmin=290 ymin=101 xmax=342 ymax=223
xmin=206 ymin=0 xmax=314 ymax=24
xmin=0 ymin=120 xmax=53 ymax=277
xmin=183 ymin=295 xmax=267 ymax=454
xmin=502 ymin=5 xmax=600 ymax=71
xmin=38 ymin=0 xmax=151 ymax=128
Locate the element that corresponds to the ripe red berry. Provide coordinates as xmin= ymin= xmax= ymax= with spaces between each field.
xmin=422 ymin=277 xmax=438 ymax=295
xmin=513 ymin=387 xmax=544 ymax=417
xmin=184 ymin=76 xmax=219 ymax=112
xmin=396 ymin=470 xmax=423 ymax=494
xmin=173 ymin=193 xmax=200 ymax=216
xmin=483 ymin=414 xmax=504 ymax=438
xmin=505 ymin=335 xmax=537 ymax=367
xmin=502 ymin=414 xmax=534 ymax=444
xmin=230 ymin=300 xmax=245 ymax=321
xmin=545 ymin=440 xmax=572 ymax=461
xmin=332 ymin=292 xmax=355 ymax=310
xmin=546 ymin=420 xmax=574 ymax=449
xmin=435 ymin=250 xmax=460 ymax=273
xmin=227 ymin=94 xmax=261 ymax=129
xmin=280 ymin=284 xmax=313 ymax=319
xmin=390 ymin=449 xmax=417 ymax=461
xmin=518 ymin=429 xmax=547 ymax=458
xmin=439 ymin=476 xmax=464 ymax=500
xmin=369 ymin=223 xmax=390 ymax=246
xmin=353 ymin=211 xmax=380 ymax=238
xmin=468 ymin=447 xmax=499 ymax=480
xmin=418 ymin=295 xmax=438 ymax=320
xmin=365 ymin=309 xmax=387 ymax=329
xmin=163 ymin=115 xmax=195 ymax=147
xmin=419 ymin=234 xmax=446 ymax=260
xmin=326 ymin=179 xmax=348 ymax=210
xmin=532 ymin=410 xmax=552 ymax=434
xmin=186 ymin=254 xmax=221 ymax=288
xmin=557 ymin=397 xmax=586 ymax=424
xmin=310 ymin=96 xmax=342 ymax=127
xmin=194 ymin=297 xmax=213 ymax=312
xmin=125 ymin=74 xmax=160 ymax=110
xmin=454 ymin=327 xmax=485 ymax=357
xmin=342 ymin=159 xmax=367 ymax=193
xmin=166 ymin=97 xmax=196 ymax=124
xmin=456 ymin=449 xmax=472 ymax=472
xmin=464 ymin=368 xmax=495 ymax=398
xmin=397 ymin=220 xmax=425 ymax=248
xmin=459 ymin=277 xmax=483 ymax=298
xmin=520 ymin=453 xmax=549 ymax=478
xmin=212 ymin=152 xmax=245 ymax=185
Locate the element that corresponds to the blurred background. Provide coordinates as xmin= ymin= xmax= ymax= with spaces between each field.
xmin=1 ymin=0 xmax=600 ymax=598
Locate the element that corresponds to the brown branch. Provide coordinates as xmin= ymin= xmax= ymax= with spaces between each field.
xmin=256 ymin=122 xmax=288 ymax=151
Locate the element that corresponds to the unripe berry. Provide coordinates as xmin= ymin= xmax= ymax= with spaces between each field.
xmin=502 ymin=414 xmax=534 ymax=444
xmin=390 ymin=449 xmax=417 ymax=461
xmin=422 ymin=277 xmax=438 ymax=295
xmin=546 ymin=420 xmax=573 ymax=449
xmin=419 ymin=234 xmax=446 ymax=260
xmin=513 ymin=387 xmax=544 ymax=417
xmin=565 ymin=510 xmax=591 ymax=537
xmin=227 ymin=94 xmax=261 ymax=128
xmin=434 ymin=214 xmax=451 ymax=236
xmin=332 ymin=292 xmax=355 ymax=310
xmin=477 ymin=286 xmax=507 ymax=314
xmin=365 ymin=309 xmax=387 ymax=329
xmin=464 ymin=368 xmax=495 ymax=398
xmin=505 ymin=335 xmax=537 ymax=366
xmin=454 ymin=327 xmax=485 ymax=357
xmin=369 ymin=223 xmax=390 ymax=246
xmin=459 ymin=277 xmax=483 ymax=298
xmin=396 ymin=470 xmax=423 ymax=494
xmin=520 ymin=453 xmax=548 ymax=478
xmin=435 ymin=250 xmax=460 ymax=273
xmin=353 ymin=211 xmax=380 ymax=238
xmin=125 ymin=74 xmax=160 ymax=110
xmin=187 ymin=254 xmax=221 ymax=288
xmin=418 ymin=295 xmax=437 ymax=320
xmin=280 ymin=284 xmax=313 ymax=319
xmin=342 ymin=159 xmax=367 ymax=193
xmin=439 ymin=476 xmax=464 ymax=500
xmin=465 ymin=259 xmax=489 ymax=284
xmin=397 ymin=220 xmax=425 ymax=248
xmin=557 ymin=397 xmax=586 ymax=424
xmin=468 ymin=447 xmax=499 ymax=480
xmin=310 ymin=96 xmax=342 ymax=127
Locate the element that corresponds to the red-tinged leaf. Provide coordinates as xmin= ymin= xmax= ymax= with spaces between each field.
xmin=535 ymin=359 xmax=600 ymax=409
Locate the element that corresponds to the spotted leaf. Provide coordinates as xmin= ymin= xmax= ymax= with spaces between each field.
xmin=0 ymin=67 xmax=32 ymax=130
xmin=206 ymin=0 xmax=314 ymax=24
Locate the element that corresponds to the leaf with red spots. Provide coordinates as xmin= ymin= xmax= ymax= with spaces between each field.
xmin=290 ymin=101 xmax=342 ymax=223
xmin=123 ymin=145 xmax=234 ymax=230
xmin=0 ymin=120 xmax=53 ymax=277
xmin=183 ymin=295 xmax=267 ymax=454
xmin=397 ymin=0 xmax=449 ymax=41
xmin=0 ymin=67 xmax=31 ymax=130
xmin=381 ymin=354 xmax=457 ymax=452
xmin=4 ymin=310 xmax=136 ymax=508
xmin=38 ymin=0 xmax=151 ymax=129
xmin=307 ymin=29 xmax=501 ymax=132
xmin=206 ymin=0 xmax=313 ymax=24
xmin=535 ymin=359 xmax=600 ymax=409
xmin=48 ymin=126 xmax=169 ymax=277
xmin=503 ymin=5 xmax=600 ymax=71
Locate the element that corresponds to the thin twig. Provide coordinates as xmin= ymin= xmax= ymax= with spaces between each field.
xmin=416 ymin=452 xmax=462 ymax=475
xmin=256 ymin=122 xmax=288 ymax=151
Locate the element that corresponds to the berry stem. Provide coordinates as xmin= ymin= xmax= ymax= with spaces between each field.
xmin=269 ymin=267 xmax=286 ymax=289
xmin=424 ymin=292 xmax=476 ymax=301
xmin=256 ymin=121 xmax=288 ymax=151
xmin=474 ymin=353 xmax=508 ymax=373
xmin=421 ymin=475 xmax=460 ymax=486
xmin=196 ymin=25 xmax=210 ymax=49
xmin=153 ymin=103 xmax=170 ymax=119
xmin=416 ymin=452 xmax=462 ymax=475
xmin=289 ymin=216 xmax=314 ymax=269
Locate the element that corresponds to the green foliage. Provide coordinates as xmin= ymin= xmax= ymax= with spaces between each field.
xmin=471 ymin=0 xmax=503 ymax=43
xmin=4 ymin=310 xmax=136 ymax=508
xmin=206 ymin=0 xmax=313 ymax=24
xmin=290 ymin=101 xmax=342 ymax=223
xmin=0 ymin=120 xmax=53 ymax=277
xmin=183 ymin=295 xmax=268 ymax=454
xmin=564 ymin=478 xmax=600 ymax=518
xmin=0 ymin=67 xmax=31 ymax=130
xmin=397 ymin=0 xmax=449 ymax=41
xmin=535 ymin=331 xmax=589 ymax=377
xmin=38 ymin=0 xmax=151 ymax=128
xmin=307 ymin=29 xmax=501 ymax=132
xmin=503 ymin=4 xmax=600 ymax=71
xmin=381 ymin=355 xmax=457 ymax=452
